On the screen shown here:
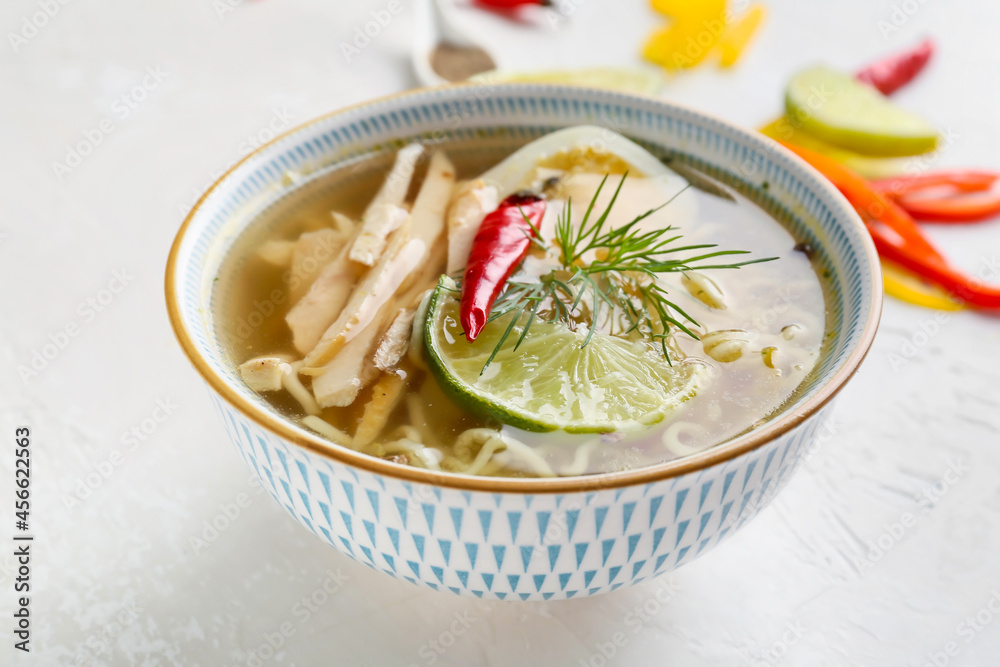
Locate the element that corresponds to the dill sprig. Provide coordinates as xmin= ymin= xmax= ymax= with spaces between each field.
xmin=473 ymin=172 xmax=776 ymax=372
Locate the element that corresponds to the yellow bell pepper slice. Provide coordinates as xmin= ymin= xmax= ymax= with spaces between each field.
xmin=719 ymin=4 xmax=766 ymax=67
xmin=644 ymin=0 xmax=726 ymax=70
xmin=882 ymin=260 xmax=965 ymax=311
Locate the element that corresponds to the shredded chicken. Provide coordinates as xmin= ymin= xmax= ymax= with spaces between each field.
xmin=374 ymin=308 xmax=416 ymax=372
xmin=309 ymin=324 xmax=384 ymax=408
xmin=288 ymin=228 xmax=347 ymax=304
xmin=256 ymin=239 xmax=296 ymax=267
xmin=410 ymin=151 xmax=456 ymax=247
xmin=303 ymin=223 xmax=424 ymax=368
xmin=330 ymin=211 xmax=356 ymax=236
xmin=285 ymin=237 xmax=363 ymax=355
xmin=303 ymin=148 xmax=456 ymax=408
xmin=349 ymin=143 xmax=424 ymax=266
xmin=305 ymin=248 xmax=438 ymax=408
xmin=353 ymin=373 xmax=407 ymax=447
xmin=348 ymin=203 xmax=410 ymax=267
xmin=446 ymin=178 xmax=498 ymax=274
xmin=239 ymin=356 xmax=291 ymax=392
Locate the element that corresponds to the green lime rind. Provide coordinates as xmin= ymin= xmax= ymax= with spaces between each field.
xmin=423 ymin=277 xmax=706 ymax=433
xmin=785 ymin=65 xmax=938 ymax=158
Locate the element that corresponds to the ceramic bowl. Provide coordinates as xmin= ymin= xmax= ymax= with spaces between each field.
xmin=166 ymin=84 xmax=881 ymax=601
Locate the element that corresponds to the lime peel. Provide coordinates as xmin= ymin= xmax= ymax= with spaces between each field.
xmin=785 ymin=65 xmax=938 ymax=158
xmin=424 ymin=279 xmax=707 ymax=433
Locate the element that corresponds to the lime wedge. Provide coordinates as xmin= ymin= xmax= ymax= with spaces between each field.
xmin=423 ymin=280 xmax=706 ymax=433
xmin=470 ymin=67 xmax=664 ymax=95
xmin=785 ymin=65 xmax=938 ymax=157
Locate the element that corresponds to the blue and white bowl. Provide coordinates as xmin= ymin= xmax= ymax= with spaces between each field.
xmin=166 ymin=84 xmax=881 ymax=601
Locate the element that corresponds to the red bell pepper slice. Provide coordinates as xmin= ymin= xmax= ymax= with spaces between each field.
xmin=872 ymin=171 xmax=1000 ymax=223
xmin=896 ymin=190 xmax=1000 ymax=223
xmin=778 ymin=140 xmax=1000 ymax=308
xmin=868 ymin=226 xmax=1000 ymax=308
xmin=871 ymin=170 xmax=998 ymax=197
xmin=778 ymin=140 xmax=943 ymax=264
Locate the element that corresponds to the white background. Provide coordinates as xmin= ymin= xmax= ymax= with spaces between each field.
xmin=2 ymin=0 xmax=1000 ymax=665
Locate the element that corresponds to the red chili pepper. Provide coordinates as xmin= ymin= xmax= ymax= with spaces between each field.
xmin=856 ymin=37 xmax=934 ymax=96
xmin=460 ymin=192 xmax=546 ymax=340
xmin=778 ymin=140 xmax=1000 ymax=308
xmin=474 ymin=0 xmax=549 ymax=9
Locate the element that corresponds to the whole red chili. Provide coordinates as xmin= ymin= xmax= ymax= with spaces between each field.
xmin=856 ymin=37 xmax=934 ymax=96
xmin=474 ymin=0 xmax=550 ymax=9
xmin=460 ymin=192 xmax=546 ymax=340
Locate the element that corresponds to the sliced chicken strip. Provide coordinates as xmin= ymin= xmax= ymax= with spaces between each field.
xmin=303 ymin=223 xmax=424 ymax=369
xmin=349 ymin=143 xmax=424 ymax=266
xmin=446 ymin=178 xmax=498 ymax=274
xmin=239 ymin=356 xmax=292 ymax=392
xmin=288 ymin=228 xmax=347 ymax=304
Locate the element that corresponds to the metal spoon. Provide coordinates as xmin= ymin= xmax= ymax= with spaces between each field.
xmin=412 ymin=0 xmax=498 ymax=87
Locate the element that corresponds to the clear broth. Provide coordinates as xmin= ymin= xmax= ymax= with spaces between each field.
xmin=215 ymin=137 xmax=829 ymax=478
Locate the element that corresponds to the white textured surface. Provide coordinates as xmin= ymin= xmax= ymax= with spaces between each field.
xmin=2 ymin=0 xmax=1000 ymax=665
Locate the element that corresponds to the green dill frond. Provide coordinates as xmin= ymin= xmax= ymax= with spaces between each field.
xmin=470 ymin=172 xmax=775 ymax=371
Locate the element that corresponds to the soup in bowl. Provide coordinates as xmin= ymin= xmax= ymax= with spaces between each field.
xmin=166 ymin=84 xmax=880 ymax=600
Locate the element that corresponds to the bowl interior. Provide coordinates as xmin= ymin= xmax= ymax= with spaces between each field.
xmin=166 ymin=83 xmax=881 ymax=490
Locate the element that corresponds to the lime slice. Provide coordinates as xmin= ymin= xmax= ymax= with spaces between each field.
xmin=785 ymin=65 xmax=938 ymax=157
xmin=759 ymin=116 xmax=907 ymax=179
xmin=470 ymin=67 xmax=664 ymax=95
xmin=423 ymin=280 xmax=706 ymax=433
